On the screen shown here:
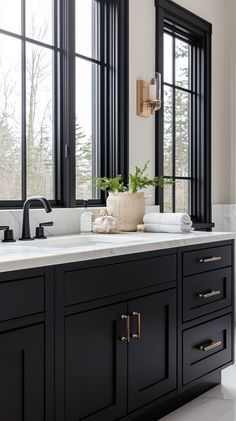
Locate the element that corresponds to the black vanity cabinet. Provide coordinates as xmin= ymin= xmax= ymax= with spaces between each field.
xmin=64 ymin=289 xmax=176 ymax=421
xmin=0 ymin=239 xmax=234 ymax=421
xmin=57 ymin=251 xmax=177 ymax=421
xmin=65 ymin=303 xmax=128 ymax=421
xmin=56 ymin=239 xmax=234 ymax=421
xmin=0 ymin=267 xmax=54 ymax=421
xmin=180 ymin=242 xmax=234 ymax=391
xmin=127 ymin=290 xmax=176 ymax=412
xmin=0 ymin=324 xmax=44 ymax=421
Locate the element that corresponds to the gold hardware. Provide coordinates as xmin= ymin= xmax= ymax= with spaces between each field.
xmin=120 ymin=315 xmax=131 ymax=342
xmin=198 ymin=290 xmax=221 ymax=299
xmin=132 ymin=312 xmax=141 ymax=340
xmin=137 ymin=75 xmax=162 ymax=118
xmin=198 ymin=256 xmax=222 ymax=264
xmin=200 ymin=340 xmax=222 ymax=352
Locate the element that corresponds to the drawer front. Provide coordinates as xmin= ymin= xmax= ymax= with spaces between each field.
xmin=183 ymin=268 xmax=232 ymax=322
xmin=0 ymin=276 xmax=44 ymax=322
xmin=183 ymin=244 xmax=232 ymax=276
xmin=183 ymin=314 xmax=232 ymax=385
xmin=64 ymin=254 xmax=176 ymax=306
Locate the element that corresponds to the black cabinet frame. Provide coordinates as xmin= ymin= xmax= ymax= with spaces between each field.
xmin=0 ymin=239 xmax=233 ymax=421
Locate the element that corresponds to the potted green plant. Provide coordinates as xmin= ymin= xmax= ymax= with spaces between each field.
xmin=95 ymin=161 xmax=172 ymax=232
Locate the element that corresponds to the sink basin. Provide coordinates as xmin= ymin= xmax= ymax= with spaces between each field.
xmin=10 ymin=234 xmax=149 ymax=250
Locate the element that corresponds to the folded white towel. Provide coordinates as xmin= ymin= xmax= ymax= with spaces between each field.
xmin=144 ymin=223 xmax=194 ymax=234
xmin=143 ymin=212 xmax=192 ymax=226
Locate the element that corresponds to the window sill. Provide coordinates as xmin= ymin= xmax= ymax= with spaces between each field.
xmin=192 ymin=222 xmax=215 ymax=232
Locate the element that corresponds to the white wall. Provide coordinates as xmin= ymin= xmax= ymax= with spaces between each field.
xmin=225 ymin=0 xmax=236 ymax=204
xmin=129 ymin=0 xmax=156 ymax=204
xmin=129 ymin=0 xmax=233 ymax=205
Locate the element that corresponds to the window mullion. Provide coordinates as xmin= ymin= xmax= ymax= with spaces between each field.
xmin=53 ymin=0 xmax=59 ymax=203
xmin=91 ymin=0 xmax=101 ymax=198
xmin=191 ymin=44 xmax=196 ymax=218
xmin=95 ymin=0 xmax=107 ymax=204
xmin=172 ymin=36 xmax=176 ymax=213
xmin=107 ymin=0 xmax=115 ymax=178
xmin=100 ymin=1 xmax=107 ymax=181
xmin=61 ymin=0 xmax=76 ymax=207
xmin=21 ymin=0 xmax=27 ymax=201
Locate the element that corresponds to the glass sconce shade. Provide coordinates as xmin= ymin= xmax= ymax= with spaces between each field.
xmin=149 ymin=72 xmax=162 ymax=102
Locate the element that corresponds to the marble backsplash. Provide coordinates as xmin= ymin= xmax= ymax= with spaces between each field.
xmin=0 ymin=208 xmax=87 ymax=241
xmin=212 ymin=204 xmax=236 ymax=233
xmin=212 ymin=204 xmax=236 ymax=324
xmin=0 ymin=205 xmax=160 ymax=241
xmin=0 ymin=204 xmax=234 ymax=242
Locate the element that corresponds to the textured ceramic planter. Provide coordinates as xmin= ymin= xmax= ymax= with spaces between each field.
xmin=106 ymin=191 xmax=145 ymax=232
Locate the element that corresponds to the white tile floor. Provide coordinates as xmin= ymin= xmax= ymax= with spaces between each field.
xmin=161 ymin=359 xmax=236 ymax=420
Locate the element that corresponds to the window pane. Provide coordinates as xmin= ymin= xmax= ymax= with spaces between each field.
xmin=164 ymin=33 xmax=173 ymax=84
xmin=76 ymin=0 xmax=100 ymax=60
xmin=164 ymin=183 xmax=173 ymax=213
xmin=163 ymin=85 xmax=173 ymax=176
xmin=26 ymin=0 xmax=53 ymax=45
xmin=0 ymin=34 xmax=21 ymax=199
xmin=175 ymin=179 xmax=191 ymax=213
xmin=175 ymin=89 xmax=191 ymax=177
xmin=0 ymin=0 xmax=21 ymax=34
xmin=175 ymin=38 xmax=191 ymax=89
xmin=26 ymin=43 xmax=54 ymax=198
xmin=76 ymin=58 xmax=100 ymax=200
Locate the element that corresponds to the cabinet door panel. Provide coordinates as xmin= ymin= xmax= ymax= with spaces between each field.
xmin=128 ymin=290 xmax=176 ymax=412
xmin=0 ymin=324 xmax=44 ymax=421
xmin=65 ymin=303 xmax=127 ymax=421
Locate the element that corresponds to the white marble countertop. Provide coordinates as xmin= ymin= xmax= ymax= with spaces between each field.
xmin=0 ymin=231 xmax=234 ymax=273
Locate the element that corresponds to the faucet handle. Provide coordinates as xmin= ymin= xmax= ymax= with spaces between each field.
xmin=40 ymin=222 xmax=53 ymax=227
xmin=35 ymin=222 xmax=53 ymax=239
xmin=0 ymin=226 xmax=16 ymax=243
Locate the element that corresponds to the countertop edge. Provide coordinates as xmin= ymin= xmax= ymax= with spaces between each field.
xmin=0 ymin=232 xmax=235 ymax=273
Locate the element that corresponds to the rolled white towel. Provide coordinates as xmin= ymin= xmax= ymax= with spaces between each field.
xmin=144 ymin=223 xmax=194 ymax=234
xmin=143 ymin=212 xmax=192 ymax=226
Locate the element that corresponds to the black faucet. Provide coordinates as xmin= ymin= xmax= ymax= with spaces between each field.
xmin=20 ymin=196 xmax=52 ymax=241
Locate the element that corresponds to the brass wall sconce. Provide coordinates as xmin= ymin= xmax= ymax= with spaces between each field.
xmin=137 ymin=72 xmax=162 ymax=118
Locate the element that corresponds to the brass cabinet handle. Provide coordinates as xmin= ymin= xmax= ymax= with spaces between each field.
xmin=198 ymin=290 xmax=221 ymax=299
xmin=198 ymin=256 xmax=222 ymax=264
xmin=200 ymin=340 xmax=222 ymax=352
xmin=120 ymin=315 xmax=131 ymax=342
xmin=131 ymin=312 xmax=141 ymax=340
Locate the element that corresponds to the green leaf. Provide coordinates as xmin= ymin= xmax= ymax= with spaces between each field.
xmin=93 ymin=161 xmax=174 ymax=194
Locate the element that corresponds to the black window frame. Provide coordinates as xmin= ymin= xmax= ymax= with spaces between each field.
xmin=0 ymin=0 xmax=129 ymax=209
xmin=155 ymin=0 xmax=213 ymax=230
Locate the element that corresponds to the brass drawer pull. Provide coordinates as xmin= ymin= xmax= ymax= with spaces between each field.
xmin=198 ymin=290 xmax=221 ymax=299
xmin=200 ymin=340 xmax=222 ymax=352
xmin=120 ymin=315 xmax=131 ymax=342
xmin=132 ymin=312 xmax=141 ymax=340
xmin=198 ymin=256 xmax=222 ymax=264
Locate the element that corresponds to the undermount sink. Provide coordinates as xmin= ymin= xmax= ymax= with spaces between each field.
xmin=10 ymin=234 xmax=149 ymax=250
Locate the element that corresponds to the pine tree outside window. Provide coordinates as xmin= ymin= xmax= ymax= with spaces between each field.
xmin=163 ymin=31 xmax=192 ymax=214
